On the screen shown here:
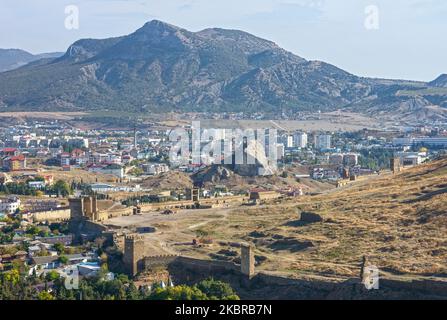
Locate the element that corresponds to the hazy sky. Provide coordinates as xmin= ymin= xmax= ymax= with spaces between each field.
xmin=1 ymin=0 xmax=446 ymax=81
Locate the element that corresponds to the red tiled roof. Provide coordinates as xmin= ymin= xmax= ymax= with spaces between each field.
xmin=9 ymin=155 xmax=25 ymax=161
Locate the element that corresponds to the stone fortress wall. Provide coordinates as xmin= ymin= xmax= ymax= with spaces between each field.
xmin=32 ymin=208 xmax=71 ymax=222
xmin=121 ymin=233 xmax=447 ymax=300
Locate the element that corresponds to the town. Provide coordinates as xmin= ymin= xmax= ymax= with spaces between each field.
xmin=1 ymin=114 xmax=447 ymax=300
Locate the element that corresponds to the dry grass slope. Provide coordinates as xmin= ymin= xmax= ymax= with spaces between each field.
xmin=194 ymin=157 xmax=447 ymax=279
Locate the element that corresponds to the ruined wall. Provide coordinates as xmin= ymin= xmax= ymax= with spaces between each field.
xmin=173 ymin=256 xmax=240 ymax=274
xmin=167 ymin=257 xmax=447 ymax=300
xmin=69 ymin=219 xmax=107 ymax=243
xmin=166 ymin=263 xmax=447 ymax=300
xmin=138 ymin=195 xmax=247 ymax=211
xmin=33 ymin=208 xmax=71 ymax=222
xmin=94 ymin=207 xmax=133 ymax=222
xmin=143 ymin=255 xmax=178 ymax=270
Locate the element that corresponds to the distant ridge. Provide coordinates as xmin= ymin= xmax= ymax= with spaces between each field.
xmin=0 ymin=20 xmax=446 ymax=121
xmin=0 ymin=48 xmax=63 ymax=72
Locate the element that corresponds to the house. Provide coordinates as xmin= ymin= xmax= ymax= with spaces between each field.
xmin=90 ymin=183 xmax=115 ymax=193
xmin=28 ymin=245 xmax=44 ymax=256
xmin=0 ymin=197 xmax=21 ymax=214
xmin=28 ymin=181 xmax=46 ymax=190
xmin=89 ymin=153 xmax=109 ymax=164
xmin=70 ymin=148 xmax=85 ymax=158
xmin=29 ymin=254 xmax=87 ymax=275
xmin=29 ymin=256 xmax=60 ymax=274
xmin=100 ymin=164 xmax=125 ymax=178
xmin=59 ymin=152 xmax=70 ymax=167
xmin=121 ymin=154 xmax=133 ymax=165
xmin=77 ymin=261 xmax=101 ymax=277
xmin=141 ymin=163 xmax=170 ymax=176
xmin=35 ymin=234 xmax=74 ymax=246
xmin=0 ymin=148 xmax=19 ymax=157
xmin=70 ymin=149 xmax=88 ymax=165
xmin=2 ymin=154 xmax=26 ymax=171
xmin=43 ymin=175 xmax=54 ymax=185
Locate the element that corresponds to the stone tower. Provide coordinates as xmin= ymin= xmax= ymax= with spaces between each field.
xmin=123 ymin=234 xmax=145 ymax=276
xmin=240 ymin=243 xmax=255 ymax=278
xmin=69 ymin=198 xmax=84 ymax=220
xmin=390 ymin=157 xmax=401 ymax=174
xmin=68 ymin=196 xmax=98 ymax=221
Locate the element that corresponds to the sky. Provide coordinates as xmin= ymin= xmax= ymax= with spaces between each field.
xmin=1 ymin=0 xmax=446 ymax=81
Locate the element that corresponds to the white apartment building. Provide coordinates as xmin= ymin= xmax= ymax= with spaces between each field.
xmin=316 ymin=134 xmax=332 ymax=150
xmin=294 ymin=132 xmax=308 ymax=149
xmin=286 ymin=135 xmax=294 ymax=148
xmin=276 ymin=143 xmax=285 ymax=161
xmin=0 ymin=197 xmax=21 ymax=214
xmin=142 ymin=163 xmax=170 ymax=176
xmin=393 ymin=137 xmax=447 ymax=147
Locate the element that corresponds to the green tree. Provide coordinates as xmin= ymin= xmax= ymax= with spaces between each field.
xmin=2 ymin=269 xmax=20 ymax=286
xmin=59 ymin=255 xmax=68 ymax=265
xmin=148 ymin=285 xmax=208 ymax=300
xmin=196 ymin=278 xmax=238 ymax=300
xmin=53 ymin=243 xmax=65 ymax=254
xmin=37 ymin=291 xmax=55 ymax=300
xmin=51 ymin=180 xmax=73 ymax=197
xmin=46 ymin=270 xmax=60 ymax=282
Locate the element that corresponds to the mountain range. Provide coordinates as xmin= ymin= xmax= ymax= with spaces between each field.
xmin=0 ymin=49 xmax=63 ymax=73
xmin=0 ymin=20 xmax=446 ymax=120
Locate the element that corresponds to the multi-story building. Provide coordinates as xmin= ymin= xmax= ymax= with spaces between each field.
xmin=393 ymin=137 xmax=447 ymax=147
xmin=286 ymin=135 xmax=294 ymax=148
xmin=59 ymin=152 xmax=70 ymax=167
xmin=294 ymin=132 xmax=308 ymax=149
xmin=0 ymin=148 xmax=19 ymax=157
xmin=141 ymin=163 xmax=170 ymax=176
xmin=2 ymin=154 xmax=26 ymax=171
xmin=315 ymin=134 xmax=332 ymax=150
xmin=0 ymin=197 xmax=21 ymax=214
xmin=276 ymin=143 xmax=285 ymax=161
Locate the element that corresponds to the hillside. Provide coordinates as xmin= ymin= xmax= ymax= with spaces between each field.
xmin=167 ymin=157 xmax=447 ymax=279
xmin=0 ymin=20 xmax=446 ymax=119
xmin=192 ymin=165 xmax=333 ymax=193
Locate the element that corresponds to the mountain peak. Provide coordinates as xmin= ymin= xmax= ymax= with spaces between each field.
xmin=137 ymin=20 xmax=181 ymax=33
xmin=429 ymin=74 xmax=447 ymax=87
